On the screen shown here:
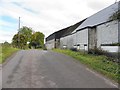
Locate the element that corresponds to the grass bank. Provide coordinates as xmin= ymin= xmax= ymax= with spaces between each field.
xmin=53 ymin=49 xmax=119 ymax=82
xmin=0 ymin=45 xmax=19 ymax=63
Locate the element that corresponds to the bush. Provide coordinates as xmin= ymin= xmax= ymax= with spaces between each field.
xmin=88 ymin=48 xmax=108 ymax=55
xmin=70 ymin=48 xmax=77 ymax=51
xmin=43 ymin=45 xmax=47 ymax=50
xmin=101 ymin=43 xmax=120 ymax=46
xmin=88 ymin=48 xmax=119 ymax=63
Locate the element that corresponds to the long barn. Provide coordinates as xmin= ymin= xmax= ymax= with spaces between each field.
xmin=46 ymin=2 xmax=120 ymax=53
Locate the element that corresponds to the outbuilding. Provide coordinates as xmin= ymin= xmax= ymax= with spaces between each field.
xmin=46 ymin=2 xmax=120 ymax=53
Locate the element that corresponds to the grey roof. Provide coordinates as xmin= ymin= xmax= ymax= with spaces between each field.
xmin=75 ymin=2 xmax=118 ymax=31
xmin=46 ymin=19 xmax=86 ymax=41
xmin=46 ymin=26 xmax=70 ymax=41
xmin=61 ymin=19 xmax=86 ymax=37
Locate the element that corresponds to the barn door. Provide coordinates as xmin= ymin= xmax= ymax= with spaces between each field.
xmin=88 ymin=27 xmax=97 ymax=52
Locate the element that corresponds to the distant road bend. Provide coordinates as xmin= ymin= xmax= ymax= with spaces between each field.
xmin=2 ymin=50 xmax=118 ymax=88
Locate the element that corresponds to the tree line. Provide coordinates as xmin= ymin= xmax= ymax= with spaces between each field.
xmin=12 ymin=26 xmax=45 ymax=49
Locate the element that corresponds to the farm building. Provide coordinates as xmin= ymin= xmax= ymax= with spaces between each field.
xmin=46 ymin=2 xmax=120 ymax=53
xmin=45 ymin=27 xmax=70 ymax=49
xmin=45 ymin=20 xmax=85 ymax=49
xmin=60 ymin=19 xmax=86 ymax=49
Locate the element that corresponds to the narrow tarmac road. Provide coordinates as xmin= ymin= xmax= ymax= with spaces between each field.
xmin=2 ymin=50 xmax=118 ymax=88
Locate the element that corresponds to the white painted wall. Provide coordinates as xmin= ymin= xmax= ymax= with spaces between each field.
xmin=97 ymin=20 xmax=118 ymax=47
xmin=101 ymin=46 xmax=119 ymax=52
xmin=77 ymin=45 xmax=88 ymax=51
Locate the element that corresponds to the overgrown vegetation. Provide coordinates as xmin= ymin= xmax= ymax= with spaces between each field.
xmin=29 ymin=32 xmax=45 ymax=49
xmin=109 ymin=10 xmax=120 ymax=20
xmin=53 ymin=49 xmax=119 ymax=82
xmin=0 ymin=43 xmax=19 ymax=63
xmin=101 ymin=43 xmax=120 ymax=46
xmin=89 ymin=48 xmax=119 ymax=63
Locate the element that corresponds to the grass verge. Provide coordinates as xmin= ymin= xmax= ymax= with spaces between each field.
xmin=0 ymin=45 xmax=19 ymax=64
xmin=53 ymin=49 xmax=119 ymax=82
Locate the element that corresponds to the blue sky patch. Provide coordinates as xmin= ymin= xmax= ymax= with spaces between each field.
xmin=1 ymin=15 xmax=18 ymax=24
xmin=1 ymin=24 xmax=18 ymax=31
xmin=1 ymin=15 xmax=18 ymax=32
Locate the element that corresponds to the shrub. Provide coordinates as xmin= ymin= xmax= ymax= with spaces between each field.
xmin=70 ymin=48 xmax=77 ymax=51
xmin=43 ymin=45 xmax=47 ymax=50
xmin=101 ymin=43 xmax=120 ymax=46
xmin=88 ymin=48 xmax=119 ymax=63
xmin=88 ymin=48 xmax=109 ymax=55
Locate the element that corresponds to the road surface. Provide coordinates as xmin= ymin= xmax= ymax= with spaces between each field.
xmin=2 ymin=50 xmax=118 ymax=88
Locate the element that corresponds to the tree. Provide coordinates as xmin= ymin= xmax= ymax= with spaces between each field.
xmin=12 ymin=34 xmax=27 ymax=49
xmin=12 ymin=26 xmax=45 ymax=49
xmin=3 ymin=41 xmax=10 ymax=47
xmin=18 ymin=26 xmax=33 ymax=42
xmin=30 ymin=32 xmax=45 ymax=49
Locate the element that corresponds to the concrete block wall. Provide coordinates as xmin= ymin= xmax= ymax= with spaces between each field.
xmin=97 ymin=20 xmax=118 ymax=48
xmin=60 ymin=34 xmax=75 ymax=49
xmin=76 ymin=28 xmax=88 ymax=51
xmin=72 ymin=33 xmax=77 ymax=46
xmin=60 ymin=36 xmax=68 ymax=48
xmin=46 ymin=39 xmax=55 ymax=49
xmin=66 ymin=35 xmax=74 ymax=49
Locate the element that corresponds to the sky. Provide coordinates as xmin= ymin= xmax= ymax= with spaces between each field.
xmin=0 ymin=0 xmax=118 ymax=43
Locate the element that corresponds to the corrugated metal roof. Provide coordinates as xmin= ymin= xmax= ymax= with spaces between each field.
xmin=61 ymin=19 xmax=86 ymax=37
xmin=46 ymin=26 xmax=70 ymax=41
xmin=75 ymin=2 xmax=118 ymax=31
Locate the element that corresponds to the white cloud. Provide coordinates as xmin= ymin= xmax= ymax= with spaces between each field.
xmin=0 ymin=0 xmax=117 ymax=43
xmin=86 ymin=0 xmax=116 ymax=11
xmin=0 ymin=30 xmax=17 ymax=43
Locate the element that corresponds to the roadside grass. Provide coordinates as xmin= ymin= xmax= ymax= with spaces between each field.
xmin=53 ymin=49 xmax=119 ymax=82
xmin=0 ymin=45 xmax=19 ymax=64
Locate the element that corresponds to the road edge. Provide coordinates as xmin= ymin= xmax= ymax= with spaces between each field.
xmin=2 ymin=50 xmax=20 ymax=67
